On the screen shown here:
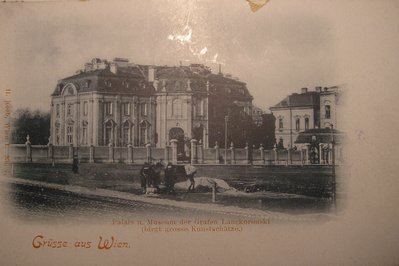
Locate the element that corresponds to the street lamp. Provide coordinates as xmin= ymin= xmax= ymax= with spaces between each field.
xmin=224 ymin=115 xmax=229 ymax=165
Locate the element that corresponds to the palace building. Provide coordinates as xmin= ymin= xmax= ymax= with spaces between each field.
xmin=50 ymin=58 xmax=254 ymax=151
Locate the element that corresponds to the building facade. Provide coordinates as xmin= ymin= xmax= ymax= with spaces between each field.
xmin=270 ymin=86 xmax=342 ymax=148
xmin=50 ymin=58 xmax=253 ymax=150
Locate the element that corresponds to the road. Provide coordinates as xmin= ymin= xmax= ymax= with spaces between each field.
xmin=1 ymin=179 xmax=271 ymax=224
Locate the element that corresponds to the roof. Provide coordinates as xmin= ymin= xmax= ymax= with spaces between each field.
xmin=271 ymin=91 xmax=320 ymax=109
xmin=295 ymin=128 xmax=345 ymax=144
xmin=52 ymin=66 xmax=153 ymax=96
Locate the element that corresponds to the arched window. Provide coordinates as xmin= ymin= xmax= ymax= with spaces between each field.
xmin=295 ymin=118 xmax=300 ymax=131
xmin=104 ymin=121 xmax=114 ymax=145
xmin=305 ymin=117 xmax=309 ymax=130
xmin=122 ymin=121 xmax=131 ymax=146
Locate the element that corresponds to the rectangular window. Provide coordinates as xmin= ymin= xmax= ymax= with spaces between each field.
xmin=122 ymin=102 xmax=130 ymax=116
xmin=279 ymin=118 xmax=283 ymax=130
xmin=141 ymin=103 xmax=147 ymax=116
xmin=67 ymin=103 xmax=73 ymax=116
xmin=295 ymin=118 xmax=300 ymax=131
xmin=325 ymin=105 xmax=331 ymax=119
xmin=56 ymin=104 xmax=60 ymax=117
xmin=67 ymin=125 xmax=73 ymax=144
xmin=83 ymin=101 xmax=88 ymax=116
xmin=104 ymin=102 xmax=113 ymax=115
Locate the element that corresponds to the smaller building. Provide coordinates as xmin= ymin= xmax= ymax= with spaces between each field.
xmin=270 ymin=86 xmax=343 ymax=148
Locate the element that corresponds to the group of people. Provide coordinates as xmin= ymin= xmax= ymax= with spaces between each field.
xmin=139 ymin=161 xmax=197 ymax=194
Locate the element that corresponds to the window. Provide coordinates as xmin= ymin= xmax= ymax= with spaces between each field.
xmin=305 ymin=117 xmax=309 ymax=130
xmin=67 ymin=125 xmax=73 ymax=144
xmin=104 ymin=80 xmax=112 ymax=87
xmin=325 ymin=105 xmax=331 ymax=119
xmin=67 ymin=103 xmax=73 ymax=116
xmin=140 ymin=126 xmax=147 ymax=146
xmin=104 ymin=102 xmax=113 ymax=115
xmin=172 ymin=99 xmax=182 ymax=117
xmin=122 ymin=102 xmax=130 ymax=116
xmin=141 ymin=103 xmax=148 ymax=116
xmin=279 ymin=118 xmax=283 ymax=131
xmin=122 ymin=122 xmax=130 ymax=146
xmin=83 ymin=101 xmax=88 ymax=116
xmin=56 ymin=104 xmax=60 ymax=117
xmin=295 ymin=118 xmax=300 ymax=131
xmin=104 ymin=122 xmax=113 ymax=145
xmin=55 ymin=125 xmax=60 ymax=145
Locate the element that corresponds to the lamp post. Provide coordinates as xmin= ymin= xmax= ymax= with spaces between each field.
xmin=328 ymin=123 xmax=336 ymax=209
xmin=224 ymin=115 xmax=229 ymax=165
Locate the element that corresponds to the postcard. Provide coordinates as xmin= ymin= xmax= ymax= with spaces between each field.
xmin=1 ymin=0 xmax=398 ymax=265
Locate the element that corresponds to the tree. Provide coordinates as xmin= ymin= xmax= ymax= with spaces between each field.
xmin=11 ymin=108 xmax=50 ymax=145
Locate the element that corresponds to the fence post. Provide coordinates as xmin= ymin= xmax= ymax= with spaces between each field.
xmin=245 ymin=142 xmax=250 ymax=165
xmin=164 ymin=142 xmax=169 ymax=164
xmin=127 ymin=144 xmax=133 ymax=164
xmin=170 ymin=139 xmax=178 ymax=164
xmin=274 ymin=148 xmax=278 ymax=165
xmin=259 ymin=143 xmax=265 ymax=164
xmin=230 ymin=142 xmax=235 ymax=164
xmin=25 ymin=135 xmax=32 ymax=162
xmin=197 ymin=140 xmax=204 ymax=164
xmin=146 ymin=143 xmax=152 ymax=163
xmin=88 ymin=145 xmax=94 ymax=163
xmin=191 ymin=139 xmax=197 ymax=164
xmin=68 ymin=144 xmax=74 ymax=162
xmin=305 ymin=144 xmax=310 ymax=165
xmin=47 ymin=143 xmax=54 ymax=162
xmin=108 ymin=142 xmax=114 ymax=163
xmin=214 ymin=141 xmax=220 ymax=164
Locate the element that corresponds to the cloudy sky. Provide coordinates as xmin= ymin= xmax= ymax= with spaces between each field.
xmin=0 ymin=0 xmax=396 ymax=112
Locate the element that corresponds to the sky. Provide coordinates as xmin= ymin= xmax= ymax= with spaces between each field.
xmin=0 ymin=0 xmax=387 ymax=112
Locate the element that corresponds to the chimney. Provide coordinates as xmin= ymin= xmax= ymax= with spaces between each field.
xmin=110 ymin=62 xmax=117 ymax=74
xmin=315 ymin=86 xmax=322 ymax=92
xmin=301 ymin=87 xmax=308 ymax=94
xmin=113 ymin=58 xmax=129 ymax=68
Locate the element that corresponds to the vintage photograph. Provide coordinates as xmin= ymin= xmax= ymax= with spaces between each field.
xmin=1 ymin=0 xmax=398 ymax=265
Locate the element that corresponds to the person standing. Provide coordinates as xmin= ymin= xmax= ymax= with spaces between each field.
xmin=184 ymin=164 xmax=197 ymax=192
xmin=140 ymin=162 xmax=151 ymax=194
xmin=164 ymin=162 xmax=175 ymax=194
